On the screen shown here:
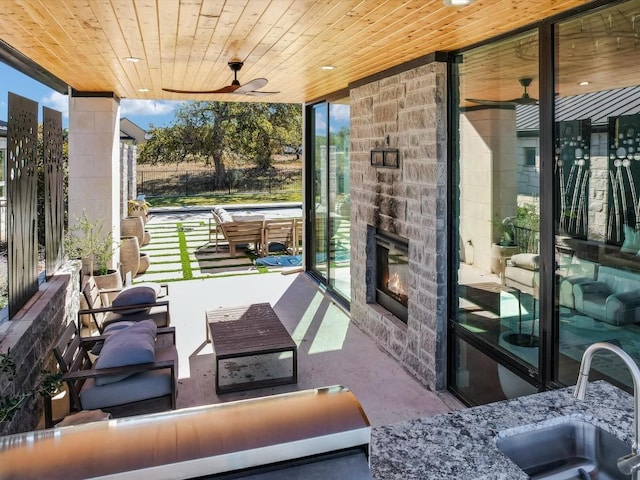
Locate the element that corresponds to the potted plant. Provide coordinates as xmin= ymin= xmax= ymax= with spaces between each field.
xmin=495 ymin=215 xmax=516 ymax=247
xmin=65 ymin=211 xmax=121 ymax=289
xmin=514 ymin=203 xmax=540 ymax=253
xmin=128 ymin=197 xmax=150 ymax=225
xmin=490 ymin=215 xmax=518 ymax=275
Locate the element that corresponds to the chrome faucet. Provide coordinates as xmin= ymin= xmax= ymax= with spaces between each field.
xmin=574 ymin=342 xmax=640 ymax=479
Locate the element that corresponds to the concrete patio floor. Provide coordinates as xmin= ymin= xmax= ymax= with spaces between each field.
xmin=166 ymin=271 xmax=457 ymax=427
xmin=125 ymin=208 xmax=460 ymax=428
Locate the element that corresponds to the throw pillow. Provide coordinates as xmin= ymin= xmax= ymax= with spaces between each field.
xmin=94 ymin=320 xmax=157 ymax=386
xmin=621 ymin=224 xmax=640 ymax=254
xmin=111 ymin=284 xmax=159 ymax=314
xmin=218 ymin=209 xmax=233 ymax=223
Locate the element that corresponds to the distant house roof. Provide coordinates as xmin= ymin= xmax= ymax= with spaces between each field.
xmin=120 ymin=118 xmax=147 ymax=144
xmin=517 ymin=86 xmax=640 ymax=132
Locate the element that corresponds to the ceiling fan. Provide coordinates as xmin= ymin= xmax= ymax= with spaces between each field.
xmin=163 ymin=61 xmax=279 ymax=96
xmin=466 ymin=77 xmax=538 ymax=106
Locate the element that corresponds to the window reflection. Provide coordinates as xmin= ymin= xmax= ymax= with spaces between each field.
xmin=328 ymin=103 xmax=351 ymax=301
xmin=453 ymin=29 xmax=541 ymax=403
xmin=555 ymin=0 xmax=640 ymax=392
xmin=312 ymin=105 xmax=328 ymax=279
xmin=451 ymin=0 xmax=640 ymax=405
xmin=309 ymin=100 xmax=351 ymax=302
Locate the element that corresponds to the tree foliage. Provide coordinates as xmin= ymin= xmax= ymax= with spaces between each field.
xmin=138 ymin=101 xmax=302 ymax=185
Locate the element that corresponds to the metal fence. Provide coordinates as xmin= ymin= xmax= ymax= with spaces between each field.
xmin=137 ymin=168 xmax=302 ymax=198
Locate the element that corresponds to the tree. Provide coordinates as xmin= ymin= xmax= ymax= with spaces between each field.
xmin=231 ymin=103 xmax=302 ymax=168
xmin=137 ymin=125 xmax=190 ymax=164
xmin=138 ymin=101 xmax=302 ymax=186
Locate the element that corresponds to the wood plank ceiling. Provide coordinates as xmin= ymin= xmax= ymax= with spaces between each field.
xmin=0 ymin=0 xmax=599 ymax=104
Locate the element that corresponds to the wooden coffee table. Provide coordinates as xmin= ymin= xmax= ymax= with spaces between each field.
xmin=206 ymin=303 xmax=297 ymax=394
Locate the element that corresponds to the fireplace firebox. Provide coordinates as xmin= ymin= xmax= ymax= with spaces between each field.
xmin=375 ymin=230 xmax=409 ymax=323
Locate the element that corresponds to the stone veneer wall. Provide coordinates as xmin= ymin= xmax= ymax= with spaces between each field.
xmin=0 ymin=262 xmax=81 ymax=435
xmin=349 ymin=60 xmax=448 ymax=391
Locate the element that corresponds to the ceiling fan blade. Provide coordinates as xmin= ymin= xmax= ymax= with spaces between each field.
xmin=466 ymin=96 xmax=538 ymax=106
xmin=466 ymin=77 xmax=539 ymax=106
xmin=241 ymin=90 xmax=280 ymax=97
xmin=162 ymin=84 xmax=240 ymax=94
xmin=235 ymin=78 xmax=268 ymax=93
xmin=513 ymin=97 xmax=538 ymax=105
xmin=466 ymin=98 xmax=516 ymax=106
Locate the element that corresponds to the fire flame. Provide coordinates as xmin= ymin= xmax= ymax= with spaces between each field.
xmin=388 ymin=272 xmax=406 ymax=296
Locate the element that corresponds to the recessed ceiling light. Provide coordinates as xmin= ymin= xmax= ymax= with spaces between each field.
xmin=579 ymin=81 xmax=590 ymax=86
xmin=137 ymin=88 xmax=150 ymax=92
xmin=443 ymin=0 xmax=475 ymax=5
xmin=124 ymin=56 xmax=142 ymax=63
xmin=321 ymin=65 xmax=336 ymax=71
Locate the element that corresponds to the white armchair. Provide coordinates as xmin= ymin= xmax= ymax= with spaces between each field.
xmin=503 ymin=253 xmax=539 ymax=296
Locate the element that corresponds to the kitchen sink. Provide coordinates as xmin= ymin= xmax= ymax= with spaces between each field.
xmin=496 ymin=418 xmax=631 ymax=479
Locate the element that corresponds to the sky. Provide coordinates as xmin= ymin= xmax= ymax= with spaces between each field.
xmin=0 ymin=62 xmax=182 ymax=130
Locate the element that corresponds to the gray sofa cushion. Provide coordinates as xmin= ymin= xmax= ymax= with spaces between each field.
xmin=80 ymin=368 xmax=172 ymax=410
xmin=94 ymin=320 xmax=157 ymax=385
xmin=111 ymin=284 xmax=159 ymax=314
xmin=104 ymin=307 xmax=169 ymax=329
xmin=80 ymin=342 xmax=177 ymax=410
xmin=572 ymin=266 xmax=640 ymax=325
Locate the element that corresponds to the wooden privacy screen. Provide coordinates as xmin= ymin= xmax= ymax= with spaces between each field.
xmin=7 ymin=92 xmax=38 ymax=317
xmin=43 ymin=106 xmax=64 ymax=277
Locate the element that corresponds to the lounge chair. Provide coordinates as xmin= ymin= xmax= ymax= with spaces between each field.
xmin=79 ymin=276 xmax=170 ymax=334
xmin=51 ymin=321 xmax=177 ymax=425
xmin=210 ymin=210 xmax=265 ymax=257
xmin=263 ymin=218 xmax=295 ymax=253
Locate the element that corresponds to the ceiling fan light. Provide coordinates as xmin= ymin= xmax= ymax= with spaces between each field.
xmin=443 ymin=0 xmax=475 ymax=6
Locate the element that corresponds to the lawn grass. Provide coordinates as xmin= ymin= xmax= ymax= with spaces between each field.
xmin=176 ymin=222 xmax=193 ymax=280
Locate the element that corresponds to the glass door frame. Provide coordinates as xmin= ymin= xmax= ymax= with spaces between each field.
xmin=306 ymin=101 xmax=329 ymax=284
xmin=304 ymin=97 xmax=351 ymax=306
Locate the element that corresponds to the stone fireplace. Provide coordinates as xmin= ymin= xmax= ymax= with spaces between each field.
xmin=349 ymin=56 xmax=448 ymax=391
xmin=370 ymin=228 xmax=409 ymax=323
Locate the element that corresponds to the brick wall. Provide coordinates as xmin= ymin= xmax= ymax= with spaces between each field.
xmin=349 ymin=60 xmax=448 ymax=391
xmin=0 ymin=262 xmax=81 ymax=435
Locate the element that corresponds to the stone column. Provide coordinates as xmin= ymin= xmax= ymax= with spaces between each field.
xmin=120 ymin=143 xmax=129 ymax=219
xmin=128 ymin=144 xmax=137 ymax=201
xmin=68 ymin=92 xmax=121 ymax=270
xmin=460 ymin=108 xmax=517 ymax=274
xmin=349 ymin=60 xmax=449 ymax=391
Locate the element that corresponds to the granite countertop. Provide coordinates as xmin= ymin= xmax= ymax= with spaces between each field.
xmin=370 ymin=381 xmax=634 ymax=479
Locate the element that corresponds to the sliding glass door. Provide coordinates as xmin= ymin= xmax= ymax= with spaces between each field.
xmin=449 ymin=0 xmax=640 ymax=405
xmin=553 ymin=0 xmax=640 ymax=392
xmin=307 ymin=99 xmax=351 ymax=301
xmin=450 ymin=28 xmax=542 ymax=405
